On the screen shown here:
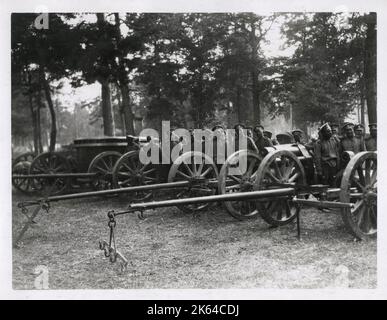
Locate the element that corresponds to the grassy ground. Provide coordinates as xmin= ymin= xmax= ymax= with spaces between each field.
xmin=12 ymin=190 xmax=376 ymax=289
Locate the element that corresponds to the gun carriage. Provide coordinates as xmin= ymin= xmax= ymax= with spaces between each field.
xmin=11 ymin=136 xmax=155 ymax=196
xmin=14 ymin=133 xmax=377 ymax=272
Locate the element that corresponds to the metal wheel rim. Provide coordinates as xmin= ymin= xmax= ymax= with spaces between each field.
xmin=218 ymin=150 xmax=262 ymax=220
xmin=254 ymin=150 xmax=306 ymax=226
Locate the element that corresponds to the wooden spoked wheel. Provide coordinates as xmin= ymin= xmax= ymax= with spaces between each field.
xmin=254 ymin=150 xmax=306 ymax=226
xmin=12 ymin=161 xmax=34 ymax=194
xmin=340 ymin=151 xmax=377 ymax=240
xmin=218 ymin=150 xmax=262 ymax=220
xmin=12 ymin=152 xmax=37 ymax=194
xmin=12 ymin=152 xmax=36 ymax=168
xmin=29 ymin=152 xmax=72 ymax=196
xmin=88 ymin=151 xmax=122 ymax=191
xmin=168 ymin=151 xmax=218 ymax=213
xmin=112 ymin=150 xmax=159 ymax=201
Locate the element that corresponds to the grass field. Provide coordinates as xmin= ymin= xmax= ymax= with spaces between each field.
xmin=12 ymin=190 xmax=376 ymax=289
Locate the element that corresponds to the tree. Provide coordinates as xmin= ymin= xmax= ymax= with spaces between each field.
xmin=12 ymin=13 xmax=77 ymax=150
xmin=96 ymin=13 xmax=116 ymax=136
xmin=276 ymin=12 xmax=374 ymax=131
xmin=364 ymin=12 xmax=377 ymax=123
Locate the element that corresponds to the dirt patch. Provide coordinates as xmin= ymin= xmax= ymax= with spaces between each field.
xmin=12 ymin=191 xmax=376 ymax=289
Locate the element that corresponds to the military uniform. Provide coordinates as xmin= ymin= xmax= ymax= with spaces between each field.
xmin=365 ymin=136 xmax=376 ymax=151
xmin=365 ymin=123 xmax=377 ymax=151
xmin=340 ymin=137 xmax=365 ymax=153
xmin=314 ymin=136 xmax=341 ymax=186
xmin=255 ymin=135 xmax=273 ymax=151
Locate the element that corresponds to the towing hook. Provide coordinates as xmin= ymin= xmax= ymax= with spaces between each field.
xmin=107 ymin=210 xmax=115 ymax=219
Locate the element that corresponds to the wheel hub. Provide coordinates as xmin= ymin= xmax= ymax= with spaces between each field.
xmin=363 ymin=190 xmax=376 ymax=205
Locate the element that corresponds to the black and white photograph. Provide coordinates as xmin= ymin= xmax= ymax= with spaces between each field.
xmin=0 ymin=0 xmax=385 ymax=300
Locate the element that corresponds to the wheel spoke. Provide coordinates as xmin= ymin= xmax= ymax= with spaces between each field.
xmin=225 ymin=184 xmax=240 ymax=191
xmin=266 ymin=170 xmax=281 ymax=184
xmin=177 ymin=170 xmax=190 ymax=179
xmin=370 ymin=165 xmax=377 ymax=185
xmin=100 ymin=158 xmax=110 ymax=171
xmin=143 ymin=177 xmax=157 ymax=182
xmin=288 ymin=172 xmax=300 ymax=183
xmin=176 ymin=189 xmax=188 ymax=198
xmin=197 ymin=161 xmax=205 ymax=175
xmin=139 ymin=162 xmax=151 ymax=173
xmin=365 ymin=159 xmax=371 ymax=185
xmin=351 ymin=176 xmax=365 ymax=192
xmin=121 ymin=178 xmax=133 ymax=185
xmin=246 ymin=158 xmax=257 ymax=176
xmin=53 ymin=164 xmax=66 ymax=172
xmin=228 ymin=175 xmax=242 ymax=183
xmin=191 ymin=155 xmax=197 ymax=174
xmin=183 ymin=162 xmax=194 ymax=176
xmin=251 ymin=169 xmax=259 ymax=180
xmin=117 ymin=172 xmax=131 ymax=177
xmin=357 ymin=167 xmax=366 ymax=187
xmin=143 ymin=168 xmax=156 ymax=175
xmin=201 ymin=167 xmax=213 ymax=177
xmin=122 ymin=163 xmax=135 ymax=174
xmin=273 ymin=160 xmax=283 ymax=179
xmin=94 ymin=165 xmax=108 ymax=173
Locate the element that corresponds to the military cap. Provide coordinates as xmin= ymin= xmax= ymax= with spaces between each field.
xmin=354 ymin=124 xmax=365 ymax=130
xmin=369 ymin=123 xmax=377 ymax=129
xmin=319 ymin=123 xmax=331 ymax=132
xmin=341 ymin=122 xmax=354 ymax=131
xmin=254 ymin=124 xmax=264 ymax=130
xmin=211 ymin=124 xmax=224 ymax=131
xmin=234 ymin=123 xmax=245 ymax=130
xmin=291 ymin=129 xmax=303 ymax=135
xmin=263 ymin=130 xmax=272 ymax=139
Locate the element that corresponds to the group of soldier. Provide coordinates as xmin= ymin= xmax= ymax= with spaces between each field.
xmin=209 ymin=121 xmax=376 ymax=187
xmin=313 ymin=122 xmax=376 ymax=186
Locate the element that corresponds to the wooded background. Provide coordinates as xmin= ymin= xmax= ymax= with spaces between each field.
xmin=11 ymin=12 xmax=377 ymax=153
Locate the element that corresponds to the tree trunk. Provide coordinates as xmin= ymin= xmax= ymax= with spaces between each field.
xmin=97 ymin=13 xmax=116 ymax=136
xmin=236 ymin=86 xmax=242 ymax=123
xmin=40 ymin=68 xmax=57 ymax=151
xmin=364 ymin=12 xmax=377 ymax=124
xmin=251 ymin=70 xmax=260 ymax=125
xmin=35 ymin=91 xmax=43 ymax=153
xmin=360 ymin=91 xmax=365 ymax=125
xmin=27 ymin=73 xmax=39 ymax=154
xmin=120 ymin=83 xmax=135 ymax=135
xmin=249 ymin=21 xmax=261 ymax=126
xmin=113 ymin=12 xmax=135 ymax=135
xmin=101 ymin=80 xmax=115 ymax=136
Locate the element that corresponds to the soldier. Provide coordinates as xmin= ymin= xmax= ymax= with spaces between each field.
xmin=365 ymin=123 xmax=377 ymax=151
xmin=330 ymin=123 xmax=341 ymax=143
xmin=354 ymin=124 xmax=365 ymax=140
xmin=314 ymin=123 xmax=341 ymax=186
xmin=340 ymin=122 xmax=365 ymax=154
xmin=211 ymin=124 xmax=225 ymax=133
xmin=291 ymin=129 xmax=304 ymax=144
xmin=264 ymin=130 xmax=278 ymax=145
xmin=254 ymin=124 xmax=273 ymax=151
xmin=246 ymin=126 xmax=254 ymax=138
xmin=232 ymin=123 xmax=257 ymax=152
